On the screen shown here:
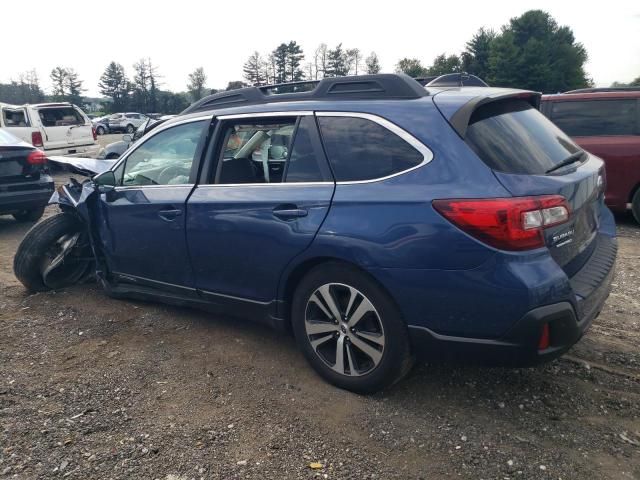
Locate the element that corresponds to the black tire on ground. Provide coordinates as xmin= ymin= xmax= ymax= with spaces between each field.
xmin=12 ymin=207 xmax=45 ymax=223
xmin=632 ymin=189 xmax=640 ymax=225
xmin=126 ymin=124 xmax=135 ymax=133
xmin=96 ymin=126 xmax=105 ymax=135
xmin=13 ymin=213 xmax=88 ymax=292
xmin=291 ymin=261 xmax=414 ymax=393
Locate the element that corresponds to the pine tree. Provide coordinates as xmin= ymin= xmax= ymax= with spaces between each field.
xmin=272 ymin=44 xmax=289 ymax=83
xmin=286 ymin=41 xmax=305 ymax=82
xmin=326 ymin=44 xmax=349 ymax=77
xmin=98 ymin=62 xmax=129 ymax=112
xmin=365 ymin=52 xmax=381 ymax=74
xmin=65 ymin=68 xmax=84 ymax=106
xmin=187 ymin=67 xmax=208 ymax=101
xmin=50 ymin=67 xmax=67 ymax=101
xmin=243 ymin=52 xmax=266 ymax=86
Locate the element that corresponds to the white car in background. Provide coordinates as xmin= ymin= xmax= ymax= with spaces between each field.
xmin=0 ymin=102 xmax=100 ymax=157
xmin=107 ymin=112 xmax=148 ymax=133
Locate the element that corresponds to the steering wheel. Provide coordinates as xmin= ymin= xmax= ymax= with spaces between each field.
xmin=157 ymin=164 xmax=189 ymax=185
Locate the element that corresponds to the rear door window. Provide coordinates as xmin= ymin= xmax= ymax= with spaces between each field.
xmin=550 ymin=99 xmax=638 ymax=136
xmin=38 ymin=107 xmax=84 ymax=127
xmin=465 ymin=99 xmax=583 ymax=175
xmin=317 ymin=116 xmax=424 ymax=181
xmin=2 ymin=107 xmax=30 ymax=127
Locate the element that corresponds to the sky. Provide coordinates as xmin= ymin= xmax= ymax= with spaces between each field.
xmin=2 ymin=0 xmax=639 ymax=97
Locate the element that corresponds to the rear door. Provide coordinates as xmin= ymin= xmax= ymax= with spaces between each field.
xmin=0 ymin=105 xmax=36 ymax=144
xmin=547 ymin=98 xmax=640 ymax=211
xmin=462 ymin=98 xmax=606 ymax=274
xmin=35 ymin=105 xmax=94 ymax=153
xmin=186 ymin=113 xmax=335 ymax=306
xmin=95 ymin=118 xmax=209 ymax=292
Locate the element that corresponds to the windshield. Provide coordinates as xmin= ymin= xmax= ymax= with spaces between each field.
xmin=465 ymin=99 xmax=582 ymax=175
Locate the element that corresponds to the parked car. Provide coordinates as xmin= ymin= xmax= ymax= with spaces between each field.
xmin=13 ymin=74 xmax=617 ymax=392
xmin=98 ymin=117 xmax=169 ymax=159
xmin=0 ymin=102 xmax=100 ymax=158
xmin=107 ymin=112 xmax=148 ymax=133
xmin=541 ymin=88 xmax=640 ymax=223
xmin=92 ymin=115 xmax=110 ymax=135
xmin=0 ymin=129 xmax=54 ymax=222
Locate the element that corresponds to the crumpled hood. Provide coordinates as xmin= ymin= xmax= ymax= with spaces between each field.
xmin=48 ymin=156 xmax=117 ymax=176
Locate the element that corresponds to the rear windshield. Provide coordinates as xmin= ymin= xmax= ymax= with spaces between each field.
xmin=465 ymin=99 xmax=582 ymax=175
xmin=38 ymin=107 xmax=85 ymax=127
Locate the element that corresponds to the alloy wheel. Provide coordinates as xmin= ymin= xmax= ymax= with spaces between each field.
xmin=304 ymin=283 xmax=385 ymax=377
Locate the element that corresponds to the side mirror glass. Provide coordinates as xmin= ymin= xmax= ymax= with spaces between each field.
xmin=122 ymin=134 xmax=132 ymax=142
xmin=94 ymin=170 xmax=116 ymax=193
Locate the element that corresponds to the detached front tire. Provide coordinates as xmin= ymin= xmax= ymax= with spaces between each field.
xmin=13 ymin=213 xmax=92 ymax=292
xmin=292 ymin=262 xmax=413 ymax=393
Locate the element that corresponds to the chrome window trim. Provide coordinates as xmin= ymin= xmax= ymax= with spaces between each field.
xmin=114 ymin=184 xmax=194 ymax=191
xmin=315 ymin=111 xmax=433 ymax=185
xmin=194 ymin=182 xmax=333 ymax=188
xmin=110 ymin=115 xmax=213 ymax=173
xmin=217 ymin=111 xmax=313 ymax=120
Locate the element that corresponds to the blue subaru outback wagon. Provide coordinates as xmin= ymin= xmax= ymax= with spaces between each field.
xmin=14 ymin=74 xmax=617 ymax=392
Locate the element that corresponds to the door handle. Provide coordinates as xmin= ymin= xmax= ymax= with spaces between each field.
xmin=158 ymin=208 xmax=183 ymax=221
xmin=273 ymin=206 xmax=308 ymax=220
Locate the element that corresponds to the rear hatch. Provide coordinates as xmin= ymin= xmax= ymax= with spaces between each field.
xmin=35 ymin=105 xmax=96 ymax=153
xmin=438 ymin=93 xmax=604 ymax=275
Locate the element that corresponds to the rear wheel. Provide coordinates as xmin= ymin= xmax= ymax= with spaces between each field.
xmin=12 ymin=207 xmax=45 ymax=223
xmin=13 ymin=213 xmax=93 ymax=292
xmin=292 ymin=262 xmax=413 ymax=393
xmin=632 ymin=189 xmax=640 ymax=225
xmin=126 ymin=124 xmax=135 ymax=133
xmin=96 ymin=125 xmax=105 ymax=135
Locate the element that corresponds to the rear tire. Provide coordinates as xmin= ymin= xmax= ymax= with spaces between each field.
xmin=632 ymin=189 xmax=640 ymax=225
xmin=126 ymin=124 xmax=135 ymax=133
xmin=12 ymin=207 xmax=45 ymax=223
xmin=96 ymin=126 xmax=105 ymax=135
xmin=13 ymin=213 xmax=91 ymax=292
xmin=291 ymin=262 xmax=413 ymax=393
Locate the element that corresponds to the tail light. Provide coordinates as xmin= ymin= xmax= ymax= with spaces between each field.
xmin=92 ymin=126 xmax=98 ymax=141
xmin=26 ymin=150 xmax=48 ymax=165
xmin=433 ymin=195 xmax=570 ymax=251
xmin=538 ymin=323 xmax=551 ymax=350
xmin=31 ymin=131 xmax=44 ymax=147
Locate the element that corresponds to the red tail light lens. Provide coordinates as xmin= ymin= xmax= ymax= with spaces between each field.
xmin=92 ymin=126 xmax=97 ymax=141
xmin=26 ymin=150 xmax=48 ymax=165
xmin=538 ymin=323 xmax=550 ymax=350
xmin=31 ymin=131 xmax=44 ymax=147
xmin=433 ymin=196 xmax=570 ymax=251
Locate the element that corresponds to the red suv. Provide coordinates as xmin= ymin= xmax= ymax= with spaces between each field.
xmin=541 ymin=89 xmax=640 ymax=223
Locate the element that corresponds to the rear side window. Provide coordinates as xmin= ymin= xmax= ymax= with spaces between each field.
xmin=317 ymin=116 xmax=423 ymax=181
xmin=551 ymin=99 xmax=638 ymax=136
xmin=2 ymin=108 xmax=30 ymax=127
xmin=466 ymin=100 xmax=582 ymax=175
xmin=285 ymin=116 xmax=330 ymax=183
xmin=38 ymin=107 xmax=84 ymax=127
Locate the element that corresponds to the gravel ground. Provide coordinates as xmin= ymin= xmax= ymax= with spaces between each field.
xmin=1 ymin=181 xmax=639 ymax=479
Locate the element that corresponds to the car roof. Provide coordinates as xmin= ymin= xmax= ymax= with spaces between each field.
xmin=542 ymin=91 xmax=640 ymax=101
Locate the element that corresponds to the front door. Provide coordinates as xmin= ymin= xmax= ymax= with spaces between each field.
xmin=96 ymin=119 xmax=209 ymax=293
xmin=186 ymin=114 xmax=335 ymax=308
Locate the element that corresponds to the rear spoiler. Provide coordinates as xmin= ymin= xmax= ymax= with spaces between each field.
xmin=448 ymin=91 xmax=541 ymax=139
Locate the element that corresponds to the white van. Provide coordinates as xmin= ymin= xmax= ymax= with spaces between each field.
xmin=0 ymin=102 xmax=100 ymax=157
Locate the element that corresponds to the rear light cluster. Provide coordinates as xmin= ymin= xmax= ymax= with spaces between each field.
xmin=433 ymin=195 xmax=570 ymax=251
xmin=27 ymin=150 xmax=48 ymax=165
xmin=31 ymin=131 xmax=44 ymax=147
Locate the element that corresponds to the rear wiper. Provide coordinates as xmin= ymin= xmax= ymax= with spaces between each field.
xmin=545 ymin=150 xmax=585 ymax=174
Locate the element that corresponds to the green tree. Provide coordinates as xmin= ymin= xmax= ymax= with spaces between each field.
xmin=487 ymin=10 xmax=590 ymax=92
xmin=226 ymin=81 xmax=247 ymax=91
xmin=395 ymin=58 xmax=428 ymax=78
xmin=272 ymin=43 xmax=289 ymax=83
xmin=50 ymin=67 xmax=67 ymax=101
xmin=346 ymin=48 xmax=362 ymax=75
xmin=286 ymin=41 xmax=305 ymax=82
xmin=611 ymin=76 xmax=640 ymax=87
xmin=64 ymin=68 xmax=84 ymax=106
xmin=365 ymin=52 xmax=381 ymax=74
xmin=187 ymin=67 xmax=208 ymax=101
xmin=98 ymin=62 xmax=129 ymax=112
xmin=463 ymin=28 xmax=496 ymax=80
xmin=426 ymin=54 xmax=463 ymax=75
xmin=326 ymin=43 xmax=349 ymax=77
xmin=243 ymin=52 xmax=266 ymax=86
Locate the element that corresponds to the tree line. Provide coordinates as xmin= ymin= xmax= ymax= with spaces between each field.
xmin=1 ymin=10 xmax=638 ymax=114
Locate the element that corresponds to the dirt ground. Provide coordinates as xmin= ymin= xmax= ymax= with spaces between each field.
xmin=1 ymin=177 xmax=639 ymax=479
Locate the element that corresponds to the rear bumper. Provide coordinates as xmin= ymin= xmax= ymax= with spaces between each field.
xmin=46 ymin=145 xmax=101 ymax=158
xmin=408 ymin=234 xmax=617 ymax=366
xmin=0 ymin=175 xmax=54 ymax=214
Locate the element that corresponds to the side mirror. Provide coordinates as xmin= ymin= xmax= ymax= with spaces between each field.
xmin=93 ymin=170 xmax=116 ymax=193
xmin=122 ymin=134 xmax=132 ymax=142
